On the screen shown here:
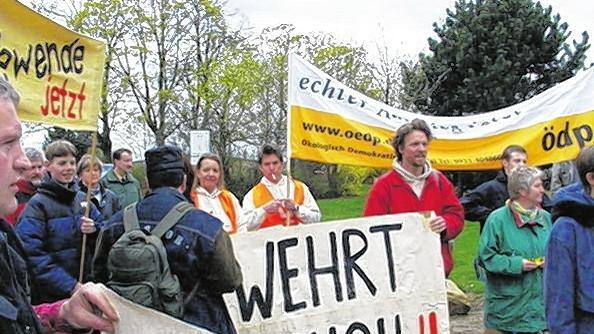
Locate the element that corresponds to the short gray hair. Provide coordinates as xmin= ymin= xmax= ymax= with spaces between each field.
xmin=508 ymin=166 xmax=543 ymax=200
xmin=24 ymin=147 xmax=45 ymax=162
xmin=0 ymin=77 xmax=20 ymax=107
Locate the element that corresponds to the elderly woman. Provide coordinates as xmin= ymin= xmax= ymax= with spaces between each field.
xmin=545 ymin=146 xmax=594 ymax=334
xmin=77 ymin=154 xmax=120 ymax=221
xmin=190 ymin=153 xmax=242 ymax=234
xmin=478 ymin=166 xmax=552 ymax=334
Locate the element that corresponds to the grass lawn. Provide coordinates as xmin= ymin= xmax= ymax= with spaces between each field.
xmin=318 ymin=194 xmax=484 ymax=294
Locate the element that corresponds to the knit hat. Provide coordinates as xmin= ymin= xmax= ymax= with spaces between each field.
xmin=145 ymin=145 xmax=184 ymax=175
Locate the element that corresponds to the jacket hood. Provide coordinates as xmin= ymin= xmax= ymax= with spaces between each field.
xmin=551 ymin=182 xmax=594 ymax=227
xmin=38 ymin=175 xmax=79 ymax=204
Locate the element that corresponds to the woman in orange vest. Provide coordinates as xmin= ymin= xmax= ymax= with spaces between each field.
xmin=190 ymin=153 xmax=242 ymax=234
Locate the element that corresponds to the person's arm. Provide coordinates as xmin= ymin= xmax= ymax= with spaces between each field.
xmin=545 ymin=223 xmax=577 ymax=334
xmin=362 ymin=180 xmax=390 ymax=216
xmin=16 ymin=214 xmax=78 ymax=297
xmin=296 ymin=183 xmax=321 ymax=223
xmin=34 ymin=283 xmax=119 ymax=333
xmin=437 ymin=174 xmax=465 ymax=241
xmin=460 ymin=185 xmax=490 ymax=223
xmin=478 ymin=214 xmax=523 ymax=276
xmin=198 ymin=230 xmax=242 ymax=293
xmin=238 ymin=189 xmax=266 ymax=231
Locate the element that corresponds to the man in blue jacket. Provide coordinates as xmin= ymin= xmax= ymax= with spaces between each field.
xmin=545 ymin=146 xmax=594 ymax=334
xmin=94 ymin=145 xmax=242 ymax=334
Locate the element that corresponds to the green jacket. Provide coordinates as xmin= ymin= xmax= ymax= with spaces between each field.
xmin=478 ymin=203 xmax=552 ymax=332
xmin=100 ymin=170 xmax=142 ymax=208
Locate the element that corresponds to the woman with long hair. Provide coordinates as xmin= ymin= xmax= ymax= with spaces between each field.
xmin=190 ymin=153 xmax=242 ymax=234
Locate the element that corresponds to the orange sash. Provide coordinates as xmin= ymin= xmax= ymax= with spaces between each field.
xmin=191 ymin=189 xmax=238 ymax=234
xmin=252 ymin=180 xmax=305 ymax=229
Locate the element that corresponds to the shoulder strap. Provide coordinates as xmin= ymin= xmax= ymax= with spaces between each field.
xmin=123 ymin=203 xmax=140 ymax=232
xmin=151 ymin=201 xmax=194 ymax=238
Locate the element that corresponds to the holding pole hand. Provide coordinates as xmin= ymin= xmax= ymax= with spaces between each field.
xmin=79 ymin=216 xmax=96 ymax=234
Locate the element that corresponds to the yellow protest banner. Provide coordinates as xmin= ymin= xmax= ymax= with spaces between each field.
xmin=0 ymin=0 xmax=106 ymax=131
xmin=288 ymin=54 xmax=594 ymax=170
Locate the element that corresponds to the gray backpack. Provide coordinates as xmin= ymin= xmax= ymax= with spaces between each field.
xmin=106 ymin=201 xmax=194 ymax=317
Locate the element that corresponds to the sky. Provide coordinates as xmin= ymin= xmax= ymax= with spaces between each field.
xmin=225 ymin=0 xmax=593 ymax=62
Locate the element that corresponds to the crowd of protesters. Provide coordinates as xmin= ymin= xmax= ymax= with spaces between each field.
xmin=1 ymin=73 xmax=592 ymax=334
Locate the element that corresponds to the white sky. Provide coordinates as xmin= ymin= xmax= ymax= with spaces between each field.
xmin=225 ymin=0 xmax=593 ymax=62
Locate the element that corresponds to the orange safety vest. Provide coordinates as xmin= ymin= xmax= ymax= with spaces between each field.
xmin=191 ymin=189 xmax=238 ymax=234
xmin=252 ymin=180 xmax=305 ymax=229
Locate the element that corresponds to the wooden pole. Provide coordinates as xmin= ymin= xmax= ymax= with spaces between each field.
xmin=78 ymin=131 xmax=98 ymax=282
xmin=285 ymin=158 xmax=291 ymax=227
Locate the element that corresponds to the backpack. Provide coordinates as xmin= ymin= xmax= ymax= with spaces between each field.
xmin=106 ymin=201 xmax=194 ymax=317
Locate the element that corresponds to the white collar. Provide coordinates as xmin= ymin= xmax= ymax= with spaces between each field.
xmin=196 ymin=186 xmax=221 ymax=199
xmin=260 ymin=175 xmax=287 ymax=187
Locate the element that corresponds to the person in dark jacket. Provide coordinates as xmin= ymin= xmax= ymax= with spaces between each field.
xmin=0 ymin=77 xmax=117 ymax=334
xmin=94 ymin=145 xmax=242 ymax=334
xmin=77 ymin=154 xmax=121 ymax=221
xmin=461 ymin=145 xmax=552 ymax=233
xmin=545 ymin=146 xmax=594 ymax=334
xmin=17 ymin=140 xmax=102 ymax=304
xmin=4 ymin=147 xmax=45 ymax=226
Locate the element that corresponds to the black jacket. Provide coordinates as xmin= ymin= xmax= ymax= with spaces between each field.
xmin=461 ymin=170 xmax=552 ymax=232
xmin=0 ymin=219 xmax=44 ymax=334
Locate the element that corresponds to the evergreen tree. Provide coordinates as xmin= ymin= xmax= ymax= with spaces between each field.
xmin=401 ymin=0 xmax=590 ymax=116
xmin=44 ymin=128 xmax=105 ymax=162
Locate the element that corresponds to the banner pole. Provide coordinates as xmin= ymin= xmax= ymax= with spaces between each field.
xmin=78 ymin=131 xmax=98 ymax=282
xmin=285 ymin=53 xmax=294 ymax=227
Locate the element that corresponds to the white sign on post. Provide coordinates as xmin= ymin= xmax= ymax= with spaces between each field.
xmin=190 ymin=130 xmax=211 ymax=165
xmin=224 ymin=213 xmax=450 ymax=334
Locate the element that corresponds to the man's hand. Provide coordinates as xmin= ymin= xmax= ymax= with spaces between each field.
xmin=59 ymin=283 xmax=119 ymax=333
xmin=262 ymin=200 xmax=282 ymax=213
xmin=427 ymin=216 xmax=447 ymax=234
xmin=281 ymin=199 xmax=299 ymax=214
xmin=79 ymin=217 xmax=96 ymax=234
xmin=522 ymin=259 xmax=538 ymax=272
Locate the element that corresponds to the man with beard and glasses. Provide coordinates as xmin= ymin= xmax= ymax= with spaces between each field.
xmin=363 ymin=118 xmax=464 ymax=277
xmin=4 ymin=147 xmax=45 ymax=226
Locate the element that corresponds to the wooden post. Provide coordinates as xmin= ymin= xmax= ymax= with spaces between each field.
xmin=78 ymin=131 xmax=98 ymax=282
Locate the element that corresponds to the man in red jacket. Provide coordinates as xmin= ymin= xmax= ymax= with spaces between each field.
xmin=4 ymin=147 xmax=44 ymax=226
xmin=363 ymin=118 xmax=464 ymax=277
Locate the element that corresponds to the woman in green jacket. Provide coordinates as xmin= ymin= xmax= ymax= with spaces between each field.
xmin=478 ymin=166 xmax=552 ymax=334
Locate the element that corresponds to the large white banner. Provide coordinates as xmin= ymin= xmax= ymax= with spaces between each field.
xmin=289 ymin=54 xmax=594 ymax=170
xmin=225 ymin=214 xmax=449 ymax=334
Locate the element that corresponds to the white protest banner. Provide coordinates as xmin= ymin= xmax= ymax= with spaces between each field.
xmin=289 ymin=54 xmax=594 ymax=170
xmin=225 ymin=213 xmax=449 ymax=334
xmin=99 ymin=285 xmax=214 ymax=334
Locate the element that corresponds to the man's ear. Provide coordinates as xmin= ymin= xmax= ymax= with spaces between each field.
xmin=178 ymin=174 xmax=187 ymax=193
xmin=586 ymin=171 xmax=594 ymax=186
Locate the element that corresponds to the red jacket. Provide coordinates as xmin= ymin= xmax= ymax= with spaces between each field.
xmin=363 ymin=169 xmax=464 ymax=276
xmin=4 ymin=179 xmax=36 ymax=226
